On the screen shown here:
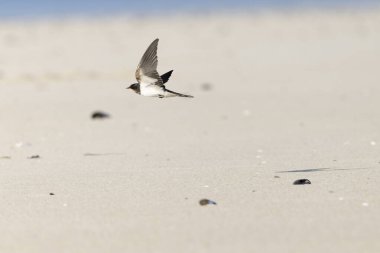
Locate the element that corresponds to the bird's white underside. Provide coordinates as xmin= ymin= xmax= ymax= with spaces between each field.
xmin=140 ymin=82 xmax=165 ymax=97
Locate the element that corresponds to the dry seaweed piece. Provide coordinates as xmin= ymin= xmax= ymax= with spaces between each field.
xmin=293 ymin=179 xmax=311 ymax=185
xmin=199 ymin=199 xmax=217 ymax=206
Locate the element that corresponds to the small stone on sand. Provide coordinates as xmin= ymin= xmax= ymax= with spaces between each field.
xmin=91 ymin=111 xmax=110 ymax=119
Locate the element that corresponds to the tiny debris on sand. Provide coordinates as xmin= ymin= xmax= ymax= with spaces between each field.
xmin=83 ymin=153 xmax=125 ymax=156
xmin=293 ymin=179 xmax=311 ymax=185
xmin=14 ymin=142 xmax=32 ymax=148
xmin=199 ymin=199 xmax=217 ymax=206
xmin=28 ymin=155 xmax=40 ymax=159
xmin=91 ymin=111 xmax=110 ymax=119
xmin=49 ymin=193 xmax=55 ymax=196
xmin=0 ymin=156 xmax=11 ymax=159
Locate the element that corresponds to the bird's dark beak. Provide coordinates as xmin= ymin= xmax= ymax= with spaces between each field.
xmin=126 ymin=86 xmax=131 ymax=89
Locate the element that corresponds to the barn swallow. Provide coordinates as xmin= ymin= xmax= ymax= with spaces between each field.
xmin=127 ymin=39 xmax=193 ymax=98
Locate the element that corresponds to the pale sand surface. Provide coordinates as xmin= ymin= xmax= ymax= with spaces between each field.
xmin=0 ymin=9 xmax=380 ymax=253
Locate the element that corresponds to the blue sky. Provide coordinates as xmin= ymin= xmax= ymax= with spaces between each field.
xmin=0 ymin=0 xmax=378 ymax=19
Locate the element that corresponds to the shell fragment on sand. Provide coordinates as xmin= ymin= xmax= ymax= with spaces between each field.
xmin=199 ymin=199 xmax=217 ymax=206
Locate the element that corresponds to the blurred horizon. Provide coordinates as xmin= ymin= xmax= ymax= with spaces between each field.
xmin=0 ymin=0 xmax=379 ymax=20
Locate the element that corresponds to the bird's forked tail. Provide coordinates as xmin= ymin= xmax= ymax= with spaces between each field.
xmin=165 ymin=89 xmax=194 ymax=98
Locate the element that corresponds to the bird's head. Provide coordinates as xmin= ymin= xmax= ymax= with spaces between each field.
xmin=127 ymin=83 xmax=140 ymax=94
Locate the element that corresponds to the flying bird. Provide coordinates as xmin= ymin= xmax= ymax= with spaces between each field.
xmin=127 ymin=39 xmax=193 ymax=98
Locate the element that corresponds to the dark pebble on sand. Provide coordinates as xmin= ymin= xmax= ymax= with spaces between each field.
xmin=199 ymin=199 xmax=217 ymax=206
xmin=28 ymin=155 xmax=40 ymax=159
xmin=91 ymin=111 xmax=110 ymax=119
xmin=293 ymin=179 xmax=311 ymax=185
xmin=49 ymin=193 xmax=55 ymax=196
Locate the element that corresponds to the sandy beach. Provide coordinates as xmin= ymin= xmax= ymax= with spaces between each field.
xmin=1 ymin=9 xmax=380 ymax=253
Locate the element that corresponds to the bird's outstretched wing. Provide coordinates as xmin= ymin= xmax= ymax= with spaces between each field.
xmin=135 ymin=38 xmax=164 ymax=87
